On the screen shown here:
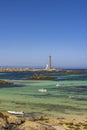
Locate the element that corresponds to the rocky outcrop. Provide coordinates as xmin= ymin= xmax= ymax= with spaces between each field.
xmin=0 ymin=80 xmax=12 ymax=85
xmin=0 ymin=112 xmax=56 ymax=130
xmin=28 ymin=73 xmax=56 ymax=80
xmin=18 ymin=120 xmax=56 ymax=130
xmin=0 ymin=112 xmax=24 ymax=130
xmin=0 ymin=112 xmax=87 ymax=130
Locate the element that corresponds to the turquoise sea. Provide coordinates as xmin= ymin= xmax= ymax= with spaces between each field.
xmin=0 ymin=71 xmax=87 ymax=117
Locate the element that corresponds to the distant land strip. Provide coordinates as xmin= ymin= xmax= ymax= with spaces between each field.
xmin=0 ymin=68 xmax=87 ymax=74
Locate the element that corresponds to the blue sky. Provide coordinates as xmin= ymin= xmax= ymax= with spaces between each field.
xmin=0 ymin=0 xmax=87 ymax=68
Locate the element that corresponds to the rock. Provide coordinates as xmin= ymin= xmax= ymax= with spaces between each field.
xmin=0 ymin=80 xmax=12 ymax=85
xmin=0 ymin=112 xmax=5 ymax=119
xmin=0 ymin=118 xmax=8 ymax=129
xmin=53 ymin=125 xmax=65 ymax=130
xmin=28 ymin=73 xmax=56 ymax=80
xmin=7 ymin=115 xmax=23 ymax=125
xmin=18 ymin=120 xmax=56 ymax=130
xmin=44 ymin=118 xmax=60 ymax=125
xmin=0 ymin=112 xmax=86 ymax=130
xmin=0 ymin=112 xmax=24 ymax=130
xmin=0 ymin=112 xmax=23 ymax=125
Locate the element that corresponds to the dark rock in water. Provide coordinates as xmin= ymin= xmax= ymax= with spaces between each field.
xmin=0 ymin=80 xmax=12 ymax=86
xmin=28 ymin=73 xmax=56 ymax=80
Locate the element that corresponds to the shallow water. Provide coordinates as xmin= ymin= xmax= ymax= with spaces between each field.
xmin=0 ymin=72 xmax=87 ymax=117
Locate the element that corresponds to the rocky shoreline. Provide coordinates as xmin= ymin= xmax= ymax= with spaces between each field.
xmin=0 ymin=68 xmax=87 ymax=74
xmin=0 ymin=112 xmax=87 ymax=130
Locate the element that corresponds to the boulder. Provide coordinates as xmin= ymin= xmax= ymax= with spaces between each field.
xmin=18 ymin=120 xmax=56 ymax=130
xmin=0 ymin=112 xmax=23 ymax=125
xmin=0 ymin=118 xmax=8 ymax=129
xmin=28 ymin=73 xmax=56 ymax=80
xmin=7 ymin=115 xmax=23 ymax=125
xmin=0 ymin=80 xmax=12 ymax=85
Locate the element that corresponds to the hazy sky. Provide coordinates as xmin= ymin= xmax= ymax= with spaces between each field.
xmin=0 ymin=0 xmax=87 ymax=68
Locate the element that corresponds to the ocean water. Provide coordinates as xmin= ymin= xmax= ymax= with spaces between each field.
xmin=0 ymin=71 xmax=87 ymax=117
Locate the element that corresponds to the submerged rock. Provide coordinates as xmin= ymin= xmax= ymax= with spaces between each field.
xmin=28 ymin=73 xmax=56 ymax=80
xmin=0 ymin=80 xmax=12 ymax=86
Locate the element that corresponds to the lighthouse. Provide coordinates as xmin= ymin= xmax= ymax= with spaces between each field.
xmin=48 ymin=56 xmax=51 ymax=69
